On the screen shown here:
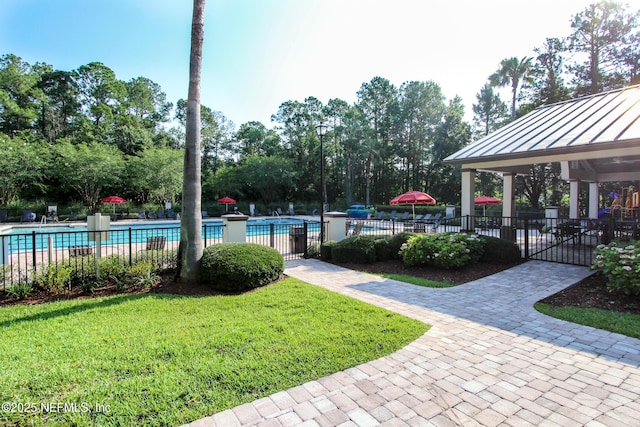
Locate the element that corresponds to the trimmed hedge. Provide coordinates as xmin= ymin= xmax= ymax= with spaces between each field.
xmin=201 ymin=243 xmax=284 ymax=292
xmin=387 ymin=232 xmax=415 ymax=259
xmin=480 ymin=236 xmax=522 ymax=264
xmin=331 ymin=235 xmax=377 ymax=264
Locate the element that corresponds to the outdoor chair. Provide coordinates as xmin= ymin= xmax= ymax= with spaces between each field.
xmin=69 ymin=245 xmax=93 ymax=257
xmin=146 ymin=236 xmax=166 ymax=251
xmin=157 ymin=209 xmax=166 ymax=220
xmin=311 ymin=209 xmax=318 ymax=216
xmin=167 ymin=208 xmax=176 ymax=219
xmin=0 ymin=209 xmax=7 ymax=222
xmin=147 ymin=211 xmax=157 ymax=220
xmin=388 ymin=210 xmax=397 ymax=221
xmin=20 ymin=210 xmax=36 ymax=222
xmin=289 ymin=207 xmax=296 ymax=216
xmin=201 ymin=210 xmax=209 ymax=218
xmin=68 ymin=212 xmax=78 ymax=221
xmin=137 ymin=210 xmax=146 ymax=219
xmin=399 ymin=212 xmax=410 ymax=221
xmin=277 ymin=208 xmax=284 ymax=216
xmin=373 ymin=211 xmax=384 ymax=221
xmin=348 ymin=221 xmax=364 ymax=237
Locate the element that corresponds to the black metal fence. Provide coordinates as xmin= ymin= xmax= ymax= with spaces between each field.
xmin=3 ymin=215 xmax=637 ymax=289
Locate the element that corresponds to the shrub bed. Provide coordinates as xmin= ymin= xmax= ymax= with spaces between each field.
xmin=400 ymin=232 xmax=484 ymax=269
xmin=480 ymin=236 xmax=521 ymax=264
xmin=592 ymin=240 xmax=640 ymax=296
xmin=201 ymin=243 xmax=284 ymax=292
xmin=331 ymin=235 xmax=377 ymax=264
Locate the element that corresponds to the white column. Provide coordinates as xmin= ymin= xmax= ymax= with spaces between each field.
xmin=588 ymin=182 xmax=599 ymax=219
xmin=502 ymin=173 xmax=515 ymax=224
xmin=325 ymin=211 xmax=348 ymax=242
xmin=461 ymin=168 xmax=475 ymax=231
xmin=570 ymin=180 xmax=580 ymax=219
xmin=222 ymin=214 xmax=248 ymax=242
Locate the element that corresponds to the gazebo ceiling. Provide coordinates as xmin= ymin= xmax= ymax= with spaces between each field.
xmin=444 ymin=84 xmax=640 ymax=182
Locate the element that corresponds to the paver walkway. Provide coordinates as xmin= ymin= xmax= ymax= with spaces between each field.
xmin=184 ymin=260 xmax=640 ymax=427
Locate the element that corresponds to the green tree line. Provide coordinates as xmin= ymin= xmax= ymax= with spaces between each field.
xmin=1 ymin=1 xmax=637 ymax=214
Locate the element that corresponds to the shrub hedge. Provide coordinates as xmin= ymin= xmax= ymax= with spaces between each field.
xmin=480 ymin=236 xmax=522 ymax=264
xmin=201 ymin=243 xmax=284 ymax=292
xmin=331 ymin=235 xmax=377 ymax=264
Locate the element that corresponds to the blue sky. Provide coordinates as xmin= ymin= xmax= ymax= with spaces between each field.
xmin=1 ymin=0 xmax=599 ymax=128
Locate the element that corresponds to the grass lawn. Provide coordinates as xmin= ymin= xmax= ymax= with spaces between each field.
xmin=375 ymin=273 xmax=457 ymax=288
xmin=0 ymin=278 xmax=428 ymax=427
xmin=535 ymin=303 xmax=640 ymax=339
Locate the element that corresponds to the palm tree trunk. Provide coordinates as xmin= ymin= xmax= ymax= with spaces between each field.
xmin=179 ymin=0 xmax=205 ymax=282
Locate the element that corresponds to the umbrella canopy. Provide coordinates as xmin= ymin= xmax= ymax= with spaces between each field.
xmin=390 ymin=191 xmax=436 ymax=218
xmin=474 ymin=195 xmax=502 ymax=216
xmin=102 ymin=196 xmax=127 ymax=213
xmin=102 ymin=196 xmax=127 ymax=204
xmin=474 ymin=195 xmax=502 ymax=205
xmin=218 ymin=196 xmax=237 ymax=211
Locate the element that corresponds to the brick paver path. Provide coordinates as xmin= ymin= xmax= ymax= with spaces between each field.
xmin=184 ymin=260 xmax=640 ymax=427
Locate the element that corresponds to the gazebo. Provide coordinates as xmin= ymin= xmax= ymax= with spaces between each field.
xmin=444 ymin=84 xmax=640 ymax=233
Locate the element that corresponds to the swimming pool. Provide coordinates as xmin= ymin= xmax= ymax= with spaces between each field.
xmin=0 ymin=218 xmax=320 ymax=253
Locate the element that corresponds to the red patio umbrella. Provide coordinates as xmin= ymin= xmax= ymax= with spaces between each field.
xmin=474 ymin=195 xmax=502 ymax=216
xmin=218 ymin=196 xmax=237 ymax=211
xmin=390 ymin=191 xmax=436 ymax=218
xmin=101 ymin=196 xmax=127 ymax=213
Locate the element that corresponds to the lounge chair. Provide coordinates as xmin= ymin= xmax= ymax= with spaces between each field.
xmin=267 ymin=209 xmax=273 ymax=216
xmin=137 ymin=210 xmax=146 ymax=219
xmin=0 ymin=209 xmax=7 ymax=223
xmin=348 ymin=221 xmax=364 ymax=237
xmin=167 ymin=208 xmax=176 ymax=219
xmin=399 ymin=212 xmax=410 ymax=221
xmin=373 ymin=212 xmax=384 ymax=221
xmin=157 ymin=209 xmax=166 ymax=220
xmin=311 ymin=209 xmax=318 ymax=216
xmin=146 ymin=236 xmax=166 ymax=251
xmin=20 ymin=210 xmax=36 ymax=222
xmin=289 ymin=207 xmax=296 ymax=216
xmin=201 ymin=210 xmax=209 ymax=218
xmin=388 ymin=210 xmax=397 ymax=221
xmin=277 ymin=208 xmax=283 ymax=216
xmin=147 ymin=211 xmax=157 ymax=220
xmin=68 ymin=212 xmax=78 ymax=221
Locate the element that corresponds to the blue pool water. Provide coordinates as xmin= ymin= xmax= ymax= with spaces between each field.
xmin=0 ymin=218 xmax=320 ymax=253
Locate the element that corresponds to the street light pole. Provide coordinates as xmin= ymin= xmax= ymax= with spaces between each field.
xmin=316 ymin=122 xmax=328 ymax=244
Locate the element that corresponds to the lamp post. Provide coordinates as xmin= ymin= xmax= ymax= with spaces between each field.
xmin=316 ymin=122 xmax=328 ymax=244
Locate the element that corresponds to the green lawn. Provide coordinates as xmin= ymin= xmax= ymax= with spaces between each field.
xmin=0 ymin=278 xmax=428 ymax=426
xmin=376 ymin=273 xmax=457 ymax=288
xmin=535 ymin=303 xmax=640 ymax=339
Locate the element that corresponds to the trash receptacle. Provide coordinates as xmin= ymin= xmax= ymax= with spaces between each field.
xmin=289 ymin=226 xmax=306 ymax=253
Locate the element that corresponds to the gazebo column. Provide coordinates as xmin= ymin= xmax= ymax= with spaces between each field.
xmin=461 ymin=168 xmax=475 ymax=231
xmin=501 ymin=173 xmax=515 ymax=241
xmin=570 ymin=179 xmax=580 ymax=219
xmin=588 ymin=182 xmax=599 ymax=219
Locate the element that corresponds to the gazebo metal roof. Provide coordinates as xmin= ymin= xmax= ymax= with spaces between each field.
xmin=444 ymin=84 xmax=640 ymax=181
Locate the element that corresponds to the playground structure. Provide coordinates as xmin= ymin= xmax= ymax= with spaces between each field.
xmin=605 ymin=184 xmax=640 ymax=220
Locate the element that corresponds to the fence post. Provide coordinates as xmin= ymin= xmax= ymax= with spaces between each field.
xmin=128 ymin=228 xmax=132 ymax=266
xmin=270 ymin=223 xmax=275 ymax=247
xmin=203 ymin=223 xmax=208 ymax=248
xmin=523 ymin=218 xmax=530 ymax=259
xmin=31 ymin=231 xmax=37 ymax=272
xmin=325 ymin=211 xmax=348 ymax=242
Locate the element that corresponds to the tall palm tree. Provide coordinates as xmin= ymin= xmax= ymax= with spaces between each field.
xmin=490 ymin=57 xmax=533 ymax=120
xmin=179 ymin=0 xmax=205 ymax=282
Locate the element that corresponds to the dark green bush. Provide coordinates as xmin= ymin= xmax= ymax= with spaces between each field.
xmin=374 ymin=238 xmax=393 ymax=261
xmin=201 ymin=243 xmax=284 ymax=292
xmin=332 ymin=235 xmax=377 ymax=264
xmin=387 ymin=232 xmax=416 ymax=259
xmin=480 ymin=236 xmax=522 ymax=263
xmin=320 ymin=241 xmax=336 ymax=260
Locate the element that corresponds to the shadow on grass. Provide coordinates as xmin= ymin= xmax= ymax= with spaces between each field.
xmin=0 ymin=292 xmax=192 ymax=328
